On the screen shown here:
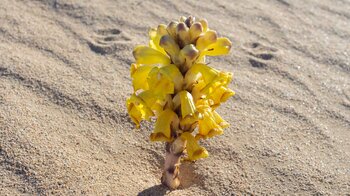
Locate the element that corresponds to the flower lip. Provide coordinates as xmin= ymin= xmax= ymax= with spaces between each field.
xmin=133 ymin=45 xmax=170 ymax=65
xmin=150 ymin=109 xmax=179 ymax=142
xmin=181 ymin=132 xmax=208 ymax=161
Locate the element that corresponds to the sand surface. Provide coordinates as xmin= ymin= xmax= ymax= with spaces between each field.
xmin=0 ymin=0 xmax=350 ymax=195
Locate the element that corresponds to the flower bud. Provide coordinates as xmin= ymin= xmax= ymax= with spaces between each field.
xmin=160 ymin=35 xmax=180 ymax=63
xmin=189 ymin=22 xmax=203 ymax=43
xmin=176 ymin=22 xmax=190 ymax=48
xmin=179 ymin=44 xmax=199 ymax=71
xmin=199 ymin=19 xmax=208 ymax=32
xmin=179 ymin=16 xmax=186 ymax=22
xmin=167 ymin=21 xmax=179 ymax=41
xmin=185 ymin=16 xmax=195 ymax=27
xmin=157 ymin=24 xmax=168 ymax=35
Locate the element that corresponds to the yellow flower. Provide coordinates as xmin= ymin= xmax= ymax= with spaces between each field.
xmin=150 ymin=109 xmax=179 ymax=142
xmin=184 ymin=63 xmax=220 ymax=89
xmin=199 ymin=71 xmax=232 ymax=95
xmin=195 ymin=74 xmax=233 ymax=105
xmin=130 ymin=63 xmax=154 ymax=92
xmin=159 ymin=64 xmax=183 ymax=93
xmin=147 ymin=64 xmax=183 ymax=97
xmin=137 ymin=90 xmax=168 ymax=116
xmin=126 ymin=94 xmax=154 ymax=128
xmin=149 ymin=24 xmax=168 ymax=55
xmin=194 ymin=99 xmax=229 ymax=140
xmin=173 ymin=90 xmax=196 ymax=118
xmin=179 ymin=115 xmax=198 ymax=132
xmin=196 ymin=30 xmax=217 ymax=51
xmin=206 ymin=86 xmax=235 ymax=108
xmin=133 ymin=45 xmax=170 ymax=65
xmin=147 ymin=67 xmax=174 ymax=96
xmin=185 ymin=63 xmax=234 ymax=106
xmin=195 ymin=30 xmax=232 ymax=63
xmin=201 ymin=37 xmax=232 ymax=57
xmin=181 ymin=132 xmax=208 ymax=161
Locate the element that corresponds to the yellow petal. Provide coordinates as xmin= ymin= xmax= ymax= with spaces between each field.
xmin=147 ymin=66 xmax=175 ymax=96
xmin=149 ymin=25 xmax=168 ymax=55
xmin=181 ymin=132 xmax=208 ymax=161
xmin=138 ymin=90 xmax=166 ymax=116
xmin=150 ymin=109 xmax=179 ymax=142
xmin=196 ymin=109 xmax=224 ymax=139
xmin=206 ymin=86 xmax=235 ymax=107
xmin=191 ymin=79 xmax=207 ymax=102
xmin=133 ymin=45 xmax=170 ymax=65
xmin=130 ymin=64 xmax=155 ymax=91
xmin=194 ymin=101 xmax=225 ymax=139
xmin=159 ymin=64 xmax=183 ymax=92
xmin=173 ymin=91 xmax=196 ymax=118
xmin=200 ymin=71 xmax=233 ymax=96
xmin=196 ymin=30 xmax=217 ymax=51
xmin=163 ymin=94 xmax=174 ymax=111
xmin=184 ymin=63 xmax=219 ymax=89
xmin=212 ymin=111 xmax=230 ymax=128
xmin=126 ymin=94 xmax=154 ymax=128
xmin=201 ymin=37 xmax=232 ymax=56
xmin=180 ymin=115 xmax=198 ymax=131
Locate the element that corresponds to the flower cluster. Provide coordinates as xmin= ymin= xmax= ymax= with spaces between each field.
xmin=126 ymin=16 xmax=234 ymax=161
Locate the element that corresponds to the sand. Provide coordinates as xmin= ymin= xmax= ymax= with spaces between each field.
xmin=0 ymin=0 xmax=349 ymax=195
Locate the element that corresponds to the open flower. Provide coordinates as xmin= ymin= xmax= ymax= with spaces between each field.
xmin=130 ymin=63 xmax=154 ymax=92
xmin=149 ymin=24 xmax=168 ymax=55
xmin=173 ymin=90 xmax=196 ymax=118
xmin=126 ymin=94 xmax=154 ymax=128
xmin=133 ymin=45 xmax=170 ymax=65
xmin=137 ymin=90 xmax=168 ymax=116
xmin=142 ymin=65 xmax=183 ymax=101
xmin=194 ymin=99 xmax=229 ymax=140
xmin=181 ymin=132 xmax=208 ymax=161
xmin=150 ymin=109 xmax=179 ymax=142
xmin=185 ymin=63 xmax=234 ymax=107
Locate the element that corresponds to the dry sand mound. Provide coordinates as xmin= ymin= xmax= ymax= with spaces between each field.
xmin=0 ymin=0 xmax=349 ymax=195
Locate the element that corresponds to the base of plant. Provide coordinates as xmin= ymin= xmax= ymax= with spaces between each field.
xmin=161 ymin=137 xmax=186 ymax=189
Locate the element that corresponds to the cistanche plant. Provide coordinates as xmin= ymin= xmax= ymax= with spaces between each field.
xmin=126 ymin=16 xmax=234 ymax=189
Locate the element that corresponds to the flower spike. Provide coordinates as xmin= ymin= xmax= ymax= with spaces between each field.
xmin=126 ymin=16 xmax=234 ymax=189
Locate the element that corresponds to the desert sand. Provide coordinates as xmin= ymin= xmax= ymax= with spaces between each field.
xmin=0 ymin=0 xmax=349 ymax=195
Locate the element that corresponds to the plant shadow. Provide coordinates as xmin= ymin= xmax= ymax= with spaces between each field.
xmin=138 ymin=184 xmax=168 ymax=196
xmin=138 ymin=162 xmax=203 ymax=195
xmin=178 ymin=162 xmax=202 ymax=189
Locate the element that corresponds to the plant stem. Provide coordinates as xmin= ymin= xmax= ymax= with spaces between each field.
xmin=161 ymin=137 xmax=186 ymax=189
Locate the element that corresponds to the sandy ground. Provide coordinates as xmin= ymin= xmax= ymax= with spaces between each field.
xmin=0 ymin=0 xmax=349 ymax=195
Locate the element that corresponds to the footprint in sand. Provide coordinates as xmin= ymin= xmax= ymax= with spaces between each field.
xmin=88 ymin=28 xmax=131 ymax=55
xmin=243 ymin=42 xmax=278 ymax=68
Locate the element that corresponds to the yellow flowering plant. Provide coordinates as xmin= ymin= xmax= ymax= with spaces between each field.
xmin=126 ymin=16 xmax=234 ymax=189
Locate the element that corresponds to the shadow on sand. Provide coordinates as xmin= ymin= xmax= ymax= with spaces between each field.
xmin=138 ymin=184 xmax=168 ymax=196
